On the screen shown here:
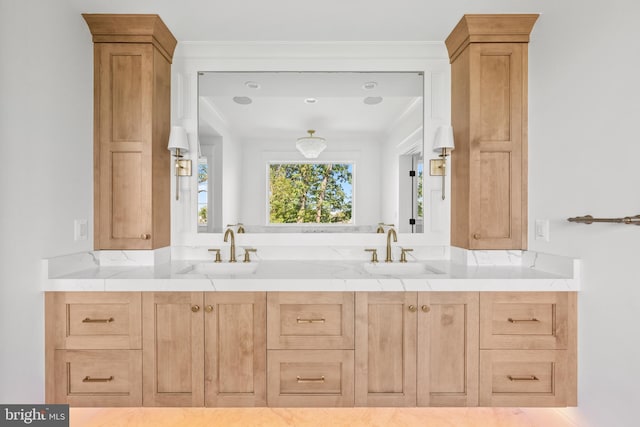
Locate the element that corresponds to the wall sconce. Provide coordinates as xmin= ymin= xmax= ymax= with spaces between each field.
xmin=167 ymin=126 xmax=192 ymax=201
xmin=430 ymin=125 xmax=455 ymax=200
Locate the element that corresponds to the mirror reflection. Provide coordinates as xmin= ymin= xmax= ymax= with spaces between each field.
xmin=197 ymin=72 xmax=424 ymax=233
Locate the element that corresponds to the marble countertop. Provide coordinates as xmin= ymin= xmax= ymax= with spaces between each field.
xmin=43 ymin=247 xmax=580 ymax=292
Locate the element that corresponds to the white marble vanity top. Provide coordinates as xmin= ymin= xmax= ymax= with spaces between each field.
xmin=42 ymin=246 xmax=580 ymax=292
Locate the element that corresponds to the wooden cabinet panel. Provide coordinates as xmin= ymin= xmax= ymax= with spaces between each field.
xmin=142 ymin=292 xmax=204 ymax=406
xmin=480 ymin=350 xmax=567 ymax=406
xmin=84 ymin=15 xmax=175 ymax=250
xmin=417 ymin=292 xmax=479 ymax=407
xmin=447 ymin=15 xmax=538 ymax=250
xmin=204 ymin=292 xmax=266 ymax=407
xmin=267 ymin=350 xmax=354 ymax=407
xmin=267 ymin=292 xmax=354 ymax=350
xmin=480 ymin=292 xmax=568 ymax=350
xmin=355 ymin=292 xmax=417 ymax=406
xmin=54 ymin=350 xmax=142 ymax=407
xmin=52 ymin=292 xmax=141 ymax=350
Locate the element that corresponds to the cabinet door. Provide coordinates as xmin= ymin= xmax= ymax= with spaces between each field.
xmin=204 ymin=292 xmax=266 ymax=407
xmin=468 ymin=43 xmax=526 ymax=249
xmin=95 ymin=43 xmax=154 ymax=250
xmin=142 ymin=292 xmax=204 ymax=406
xmin=355 ymin=292 xmax=417 ymax=406
xmin=417 ymin=292 xmax=479 ymax=406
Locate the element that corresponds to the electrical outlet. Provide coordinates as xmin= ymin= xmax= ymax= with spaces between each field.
xmin=534 ymin=219 xmax=549 ymax=242
xmin=74 ymin=219 xmax=88 ymax=241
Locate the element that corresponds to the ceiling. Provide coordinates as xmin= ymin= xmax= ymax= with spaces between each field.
xmin=199 ymin=72 xmax=423 ymax=142
xmin=69 ymin=0 xmax=545 ymax=42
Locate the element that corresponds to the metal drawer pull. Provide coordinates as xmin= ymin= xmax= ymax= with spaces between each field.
xmin=83 ymin=376 xmax=114 ymax=382
xmin=508 ymin=318 xmax=539 ymax=323
xmin=296 ymin=376 xmax=325 ymax=383
xmin=296 ymin=318 xmax=325 ymax=324
xmin=82 ymin=317 xmax=114 ymax=323
xmin=508 ymin=375 xmax=539 ymax=382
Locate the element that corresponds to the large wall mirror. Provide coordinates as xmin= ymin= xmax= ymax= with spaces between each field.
xmin=197 ymin=71 xmax=424 ymax=233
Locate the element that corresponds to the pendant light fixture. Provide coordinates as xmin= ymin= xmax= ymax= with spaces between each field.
xmin=296 ymin=129 xmax=327 ymax=158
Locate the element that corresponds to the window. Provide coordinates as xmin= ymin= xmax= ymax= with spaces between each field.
xmin=197 ymin=159 xmax=208 ymax=226
xmin=268 ymin=163 xmax=353 ymax=224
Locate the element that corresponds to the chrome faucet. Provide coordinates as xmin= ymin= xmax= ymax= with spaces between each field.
xmin=385 ymin=228 xmax=397 ymax=262
xmin=223 ymin=228 xmax=236 ymax=262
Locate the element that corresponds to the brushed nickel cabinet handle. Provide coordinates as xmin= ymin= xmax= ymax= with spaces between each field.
xmin=508 ymin=375 xmax=539 ymax=381
xmin=296 ymin=318 xmax=325 ymax=324
xmin=82 ymin=317 xmax=114 ymax=323
xmin=205 ymin=305 xmax=214 ymax=313
xmin=421 ymin=305 xmax=430 ymax=313
xmin=408 ymin=305 xmax=417 ymax=312
xmin=508 ymin=318 xmax=540 ymax=323
xmin=140 ymin=233 xmax=151 ymax=240
xmin=191 ymin=305 xmax=200 ymax=313
xmin=296 ymin=376 xmax=325 ymax=383
xmin=83 ymin=376 xmax=114 ymax=382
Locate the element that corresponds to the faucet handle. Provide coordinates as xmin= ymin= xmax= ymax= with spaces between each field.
xmin=400 ymin=248 xmax=413 ymax=263
xmin=243 ymin=248 xmax=257 ymax=263
xmin=208 ymin=248 xmax=222 ymax=263
xmin=365 ymin=248 xmax=379 ymax=263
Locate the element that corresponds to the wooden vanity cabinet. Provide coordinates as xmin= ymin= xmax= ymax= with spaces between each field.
xmin=446 ymin=15 xmax=538 ymax=250
xmin=142 ymin=292 xmax=267 ymax=407
xmin=83 ymin=15 xmax=176 ymax=250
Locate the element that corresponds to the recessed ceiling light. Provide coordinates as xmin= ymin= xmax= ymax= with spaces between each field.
xmin=363 ymin=81 xmax=378 ymax=90
xmin=364 ymin=96 xmax=383 ymax=105
xmin=244 ymin=81 xmax=260 ymax=89
xmin=233 ymin=96 xmax=252 ymax=105
xmin=304 ymin=98 xmax=318 ymax=104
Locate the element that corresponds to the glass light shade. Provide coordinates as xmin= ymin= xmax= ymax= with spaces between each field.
xmin=168 ymin=126 xmax=189 ymax=152
xmin=296 ymin=130 xmax=327 ymax=159
xmin=432 ymin=125 xmax=455 ymax=152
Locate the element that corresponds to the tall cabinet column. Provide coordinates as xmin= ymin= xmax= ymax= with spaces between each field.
xmin=446 ymin=15 xmax=538 ymax=250
xmin=83 ymin=14 xmax=177 ymax=250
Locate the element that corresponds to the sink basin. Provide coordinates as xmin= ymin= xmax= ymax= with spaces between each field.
xmin=180 ymin=262 xmax=259 ymax=275
xmin=363 ymin=262 xmax=443 ymax=276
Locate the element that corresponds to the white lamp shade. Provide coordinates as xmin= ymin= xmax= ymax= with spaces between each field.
xmin=168 ymin=126 xmax=189 ymax=152
xmin=432 ymin=125 xmax=455 ymax=152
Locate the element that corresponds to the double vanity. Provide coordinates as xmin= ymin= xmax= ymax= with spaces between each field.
xmin=44 ymin=245 xmax=578 ymax=408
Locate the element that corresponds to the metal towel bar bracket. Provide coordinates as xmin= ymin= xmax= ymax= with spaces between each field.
xmin=567 ymin=214 xmax=640 ymax=225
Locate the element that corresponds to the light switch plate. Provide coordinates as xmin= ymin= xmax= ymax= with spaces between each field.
xmin=74 ymin=219 xmax=88 ymax=241
xmin=535 ymin=219 xmax=549 ymax=242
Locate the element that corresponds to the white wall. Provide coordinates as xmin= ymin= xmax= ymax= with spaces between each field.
xmin=0 ymin=0 xmax=93 ymax=402
xmin=528 ymin=1 xmax=640 ymax=426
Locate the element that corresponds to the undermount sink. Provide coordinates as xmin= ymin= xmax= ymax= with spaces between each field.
xmin=180 ymin=262 xmax=259 ymax=275
xmin=363 ymin=262 xmax=443 ymax=276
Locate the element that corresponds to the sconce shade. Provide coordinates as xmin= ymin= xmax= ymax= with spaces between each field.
xmin=296 ymin=129 xmax=327 ymax=159
xmin=168 ymin=126 xmax=189 ymax=152
xmin=433 ymin=125 xmax=455 ymax=152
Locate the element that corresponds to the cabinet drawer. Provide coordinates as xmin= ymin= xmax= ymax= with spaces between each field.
xmin=52 ymin=292 xmax=141 ymax=349
xmin=267 ymin=350 xmax=354 ymax=407
xmin=479 ymin=350 xmax=567 ymax=406
xmin=267 ymin=292 xmax=354 ymax=349
xmin=54 ymin=350 xmax=142 ymax=406
xmin=480 ymin=292 xmax=568 ymax=349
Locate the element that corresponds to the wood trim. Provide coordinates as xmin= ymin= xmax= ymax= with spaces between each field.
xmin=82 ymin=14 xmax=177 ymax=62
xmin=355 ymin=292 xmax=417 ymax=406
xmin=204 ymin=292 xmax=267 ymax=407
xmin=445 ymin=14 xmax=539 ymax=63
xmin=417 ymin=292 xmax=479 ymax=407
xmin=267 ymin=292 xmax=354 ymax=350
xmin=566 ymin=292 xmax=578 ymax=406
xmin=45 ymin=293 xmax=56 ymax=403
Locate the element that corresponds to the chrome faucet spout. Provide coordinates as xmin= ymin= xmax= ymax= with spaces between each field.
xmin=385 ymin=228 xmax=397 ymax=262
xmin=223 ymin=228 xmax=236 ymax=262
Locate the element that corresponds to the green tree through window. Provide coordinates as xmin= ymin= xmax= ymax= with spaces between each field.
xmin=269 ymin=163 xmax=353 ymax=224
